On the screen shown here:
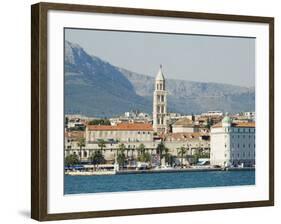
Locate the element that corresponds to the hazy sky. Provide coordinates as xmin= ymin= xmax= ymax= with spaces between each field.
xmin=65 ymin=28 xmax=255 ymax=87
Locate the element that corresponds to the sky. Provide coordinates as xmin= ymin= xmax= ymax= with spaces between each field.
xmin=65 ymin=28 xmax=255 ymax=87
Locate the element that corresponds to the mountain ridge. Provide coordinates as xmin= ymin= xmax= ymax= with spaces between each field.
xmin=64 ymin=41 xmax=255 ymax=117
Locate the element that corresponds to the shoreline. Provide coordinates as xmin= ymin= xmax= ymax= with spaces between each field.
xmin=116 ymin=167 xmax=254 ymax=175
xmin=65 ymin=167 xmax=255 ymax=176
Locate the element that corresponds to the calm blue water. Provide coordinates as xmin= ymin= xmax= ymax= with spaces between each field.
xmin=64 ymin=170 xmax=255 ymax=194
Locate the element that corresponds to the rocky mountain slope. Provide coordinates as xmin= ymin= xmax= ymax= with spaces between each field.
xmin=65 ymin=41 xmax=255 ymax=117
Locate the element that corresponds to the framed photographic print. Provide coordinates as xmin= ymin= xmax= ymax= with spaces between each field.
xmin=31 ymin=2 xmax=274 ymax=221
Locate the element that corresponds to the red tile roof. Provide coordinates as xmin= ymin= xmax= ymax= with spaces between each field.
xmin=87 ymin=123 xmax=153 ymax=131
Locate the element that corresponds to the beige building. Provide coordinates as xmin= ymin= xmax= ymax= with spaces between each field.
xmin=172 ymin=118 xmax=199 ymax=133
xmin=164 ymin=132 xmax=210 ymax=155
xmin=85 ymin=123 xmax=154 ymax=161
xmin=64 ymin=130 xmax=86 ymax=158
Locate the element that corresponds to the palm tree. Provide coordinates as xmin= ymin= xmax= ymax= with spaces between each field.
xmin=117 ymin=143 xmax=126 ymax=157
xmin=118 ymin=143 xmax=126 ymax=154
xmin=89 ymin=150 xmax=105 ymax=170
xmin=117 ymin=143 xmax=126 ymax=169
xmin=156 ymin=142 xmax=166 ymax=166
xmin=77 ymin=137 xmax=85 ymax=164
xmin=65 ymin=154 xmax=79 ymax=167
xmin=97 ymin=139 xmax=106 ymax=161
xmin=177 ymin=146 xmax=187 ymax=168
xmin=164 ymin=147 xmax=173 ymax=166
xmin=137 ymin=143 xmax=146 ymax=157
xmin=97 ymin=139 xmax=106 ymax=151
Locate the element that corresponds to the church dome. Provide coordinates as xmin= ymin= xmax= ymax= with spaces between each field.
xmin=222 ymin=116 xmax=232 ymax=124
xmin=156 ymin=65 xmax=165 ymax=81
xmin=222 ymin=114 xmax=232 ymax=127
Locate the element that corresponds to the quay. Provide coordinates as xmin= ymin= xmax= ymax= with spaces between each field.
xmin=116 ymin=167 xmax=254 ymax=175
xmin=65 ymin=167 xmax=255 ymax=176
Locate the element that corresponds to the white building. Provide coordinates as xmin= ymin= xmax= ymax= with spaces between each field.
xmin=210 ymin=115 xmax=255 ymax=167
xmin=201 ymin=111 xmax=223 ymax=117
xmin=153 ymin=65 xmax=167 ymax=133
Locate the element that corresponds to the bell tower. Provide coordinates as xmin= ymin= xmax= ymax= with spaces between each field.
xmin=153 ymin=65 xmax=167 ymax=133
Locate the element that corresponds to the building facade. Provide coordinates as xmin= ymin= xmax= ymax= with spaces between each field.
xmin=172 ymin=118 xmax=199 ymax=133
xmin=84 ymin=123 xmax=154 ymax=161
xmin=210 ymin=115 xmax=255 ymax=167
xmin=153 ymin=65 xmax=167 ymax=133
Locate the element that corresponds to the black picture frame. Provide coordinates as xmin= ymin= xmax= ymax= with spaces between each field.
xmin=31 ymin=2 xmax=274 ymax=221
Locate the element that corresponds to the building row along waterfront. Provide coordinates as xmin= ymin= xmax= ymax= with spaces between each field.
xmin=65 ymin=122 xmax=210 ymax=163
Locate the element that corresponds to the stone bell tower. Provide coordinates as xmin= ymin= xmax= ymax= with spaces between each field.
xmin=153 ymin=65 xmax=167 ymax=133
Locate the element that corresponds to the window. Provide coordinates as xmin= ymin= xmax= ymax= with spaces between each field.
xmin=237 ymin=144 xmax=239 ymax=148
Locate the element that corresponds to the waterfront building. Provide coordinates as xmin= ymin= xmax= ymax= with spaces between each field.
xmin=85 ymin=123 xmax=154 ymax=161
xmin=210 ymin=115 xmax=255 ymax=167
xmin=153 ymin=65 xmax=167 ymax=133
xmin=86 ymin=123 xmax=153 ymax=143
xmin=172 ymin=118 xmax=199 ymax=133
xmin=64 ymin=130 xmax=86 ymax=158
xmin=164 ymin=132 xmax=210 ymax=155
